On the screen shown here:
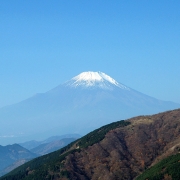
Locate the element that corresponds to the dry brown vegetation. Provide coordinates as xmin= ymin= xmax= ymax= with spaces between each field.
xmin=2 ymin=109 xmax=180 ymax=180
xmin=61 ymin=109 xmax=180 ymax=180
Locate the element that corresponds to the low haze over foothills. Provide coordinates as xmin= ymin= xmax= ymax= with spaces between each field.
xmin=1 ymin=1 xmax=180 ymax=179
xmin=0 ymin=71 xmax=180 ymax=145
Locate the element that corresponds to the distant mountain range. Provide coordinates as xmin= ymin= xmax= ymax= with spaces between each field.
xmin=30 ymin=138 xmax=76 ymax=155
xmin=0 ymin=71 xmax=179 ymax=145
xmin=2 ymin=109 xmax=180 ymax=180
xmin=19 ymin=134 xmax=81 ymax=150
xmin=0 ymin=144 xmax=36 ymax=177
xmin=0 ymin=134 xmax=79 ymax=177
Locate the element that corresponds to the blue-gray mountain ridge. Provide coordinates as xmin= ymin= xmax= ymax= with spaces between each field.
xmin=0 ymin=71 xmax=179 ymax=145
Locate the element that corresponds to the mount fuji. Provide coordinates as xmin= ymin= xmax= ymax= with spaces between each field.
xmin=0 ymin=71 xmax=179 ymax=145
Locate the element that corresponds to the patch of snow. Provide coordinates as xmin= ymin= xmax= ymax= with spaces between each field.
xmin=66 ymin=71 xmax=130 ymax=90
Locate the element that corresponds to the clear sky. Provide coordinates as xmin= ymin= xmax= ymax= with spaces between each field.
xmin=0 ymin=0 xmax=180 ymax=108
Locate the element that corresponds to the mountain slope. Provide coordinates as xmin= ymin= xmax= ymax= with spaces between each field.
xmin=0 ymin=144 xmax=37 ymax=177
xmin=136 ymin=153 xmax=180 ymax=180
xmin=19 ymin=134 xmax=81 ymax=150
xmin=0 ymin=120 xmax=130 ymax=180
xmin=0 ymin=71 xmax=179 ymax=145
xmin=0 ymin=136 xmax=78 ymax=177
xmin=2 ymin=109 xmax=180 ymax=180
xmin=30 ymin=138 xmax=77 ymax=155
xmin=0 ymin=159 xmax=29 ymax=177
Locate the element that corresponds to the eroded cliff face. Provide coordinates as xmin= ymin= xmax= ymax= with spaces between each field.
xmin=63 ymin=109 xmax=180 ymax=180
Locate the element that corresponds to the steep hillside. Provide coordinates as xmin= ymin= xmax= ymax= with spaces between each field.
xmin=136 ymin=153 xmax=180 ymax=180
xmin=1 ymin=109 xmax=180 ymax=180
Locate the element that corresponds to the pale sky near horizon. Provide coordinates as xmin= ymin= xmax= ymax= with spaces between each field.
xmin=1 ymin=0 xmax=180 ymax=108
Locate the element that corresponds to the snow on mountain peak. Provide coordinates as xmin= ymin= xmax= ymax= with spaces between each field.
xmin=66 ymin=71 xmax=129 ymax=90
xmin=72 ymin=71 xmax=118 ymax=85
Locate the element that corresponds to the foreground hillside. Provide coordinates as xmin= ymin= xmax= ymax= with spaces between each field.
xmin=1 ymin=109 xmax=180 ymax=180
xmin=136 ymin=153 xmax=180 ymax=180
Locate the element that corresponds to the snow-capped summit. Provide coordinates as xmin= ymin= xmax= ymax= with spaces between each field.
xmin=65 ymin=71 xmax=129 ymax=90
xmin=1 ymin=71 xmax=180 ymax=145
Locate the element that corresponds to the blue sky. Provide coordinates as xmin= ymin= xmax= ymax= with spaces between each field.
xmin=1 ymin=0 xmax=180 ymax=108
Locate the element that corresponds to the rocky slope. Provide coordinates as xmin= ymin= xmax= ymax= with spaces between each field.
xmin=1 ymin=109 xmax=180 ymax=180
